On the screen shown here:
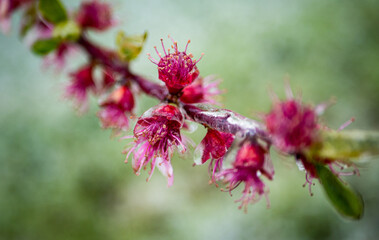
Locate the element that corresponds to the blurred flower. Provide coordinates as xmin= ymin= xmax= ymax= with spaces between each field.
xmin=125 ymin=104 xmax=185 ymax=186
xmin=76 ymin=0 xmax=114 ymax=31
xmin=65 ymin=64 xmax=95 ymax=112
xmin=22 ymin=18 xmax=78 ymax=71
xmin=0 ymin=0 xmax=33 ymax=33
xmin=180 ymin=75 xmax=223 ymax=104
xmin=97 ymin=85 xmax=134 ymax=131
xmin=25 ymin=20 xmax=53 ymax=44
xmin=43 ymin=43 xmax=78 ymax=71
xmin=148 ymin=37 xmax=202 ymax=94
xmin=265 ymin=97 xmax=319 ymax=154
xmin=217 ymin=141 xmax=274 ymax=211
xmin=195 ymin=128 xmax=234 ymax=182
xmin=266 ymin=87 xmax=360 ymax=195
xmin=265 ymin=88 xmax=321 ymax=194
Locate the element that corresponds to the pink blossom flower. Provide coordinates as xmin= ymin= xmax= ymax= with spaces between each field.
xmin=65 ymin=64 xmax=96 ymax=112
xmin=76 ymin=0 xmax=114 ymax=31
xmin=217 ymin=141 xmax=274 ymax=211
xmin=0 ymin=0 xmax=33 ymax=33
xmin=265 ymin=87 xmax=359 ymax=195
xmin=125 ymin=104 xmax=186 ymax=186
xmin=19 ymin=16 xmax=78 ymax=71
xmin=97 ymin=85 xmax=134 ymax=131
xmin=265 ymin=90 xmax=321 ymax=194
xmin=43 ymin=43 xmax=78 ymax=71
xmin=148 ymin=37 xmax=203 ymax=94
xmin=265 ymin=98 xmax=319 ymax=154
xmin=195 ymin=128 xmax=234 ymax=182
xmin=180 ymin=75 xmax=223 ymax=104
xmin=22 ymin=19 xmax=78 ymax=71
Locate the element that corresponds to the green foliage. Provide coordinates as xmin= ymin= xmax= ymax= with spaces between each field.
xmin=38 ymin=0 xmax=68 ymax=24
xmin=53 ymin=20 xmax=81 ymax=41
xmin=316 ymin=130 xmax=379 ymax=161
xmin=31 ymin=38 xmax=61 ymax=55
xmin=116 ymin=31 xmax=147 ymax=62
xmin=316 ymin=165 xmax=364 ymax=220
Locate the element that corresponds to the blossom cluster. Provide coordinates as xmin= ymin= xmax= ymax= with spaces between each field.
xmin=264 ymin=89 xmax=359 ymax=195
xmin=125 ymin=37 xmax=223 ymax=187
xmin=3 ymin=0 xmax=365 ymax=215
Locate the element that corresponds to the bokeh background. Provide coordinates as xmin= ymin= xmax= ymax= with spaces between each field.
xmin=1 ymin=0 xmax=379 ymax=239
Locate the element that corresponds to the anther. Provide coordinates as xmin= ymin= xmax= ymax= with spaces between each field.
xmin=184 ymin=40 xmax=191 ymax=53
xmin=195 ymin=53 xmax=205 ymax=63
xmin=160 ymin=38 xmax=167 ymax=56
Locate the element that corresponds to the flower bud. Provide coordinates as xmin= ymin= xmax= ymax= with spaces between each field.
xmin=265 ymin=99 xmax=318 ymax=154
xmin=65 ymin=64 xmax=95 ymax=112
xmin=195 ymin=128 xmax=234 ymax=181
xmin=180 ymin=75 xmax=223 ymax=104
xmin=76 ymin=0 xmax=114 ymax=31
xmin=98 ymin=85 xmax=134 ymax=131
xmin=217 ymin=141 xmax=274 ymax=211
xmin=148 ymin=37 xmax=203 ymax=94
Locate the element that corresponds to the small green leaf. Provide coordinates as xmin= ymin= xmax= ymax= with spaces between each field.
xmin=39 ymin=0 xmax=68 ymax=24
xmin=315 ymin=130 xmax=379 ymax=161
xmin=316 ymin=164 xmax=364 ymax=220
xmin=32 ymin=38 xmax=61 ymax=55
xmin=116 ymin=31 xmax=147 ymax=61
xmin=52 ymin=20 xmax=81 ymax=41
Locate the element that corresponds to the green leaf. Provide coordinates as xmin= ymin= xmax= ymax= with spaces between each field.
xmin=32 ymin=38 xmax=61 ymax=56
xmin=315 ymin=130 xmax=379 ymax=161
xmin=39 ymin=0 xmax=68 ymax=24
xmin=52 ymin=20 xmax=81 ymax=41
xmin=116 ymin=31 xmax=148 ymax=61
xmin=316 ymin=164 xmax=364 ymax=220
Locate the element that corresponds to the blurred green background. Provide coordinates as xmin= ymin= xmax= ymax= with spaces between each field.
xmin=1 ymin=0 xmax=379 ymax=239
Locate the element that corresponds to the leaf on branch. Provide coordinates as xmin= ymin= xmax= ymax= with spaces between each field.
xmin=116 ymin=31 xmax=148 ymax=62
xmin=52 ymin=20 xmax=81 ymax=41
xmin=38 ymin=0 xmax=68 ymax=24
xmin=316 ymin=164 xmax=364 ymax=220
xmin=31 ymin=38 xmax=61 ymax=55
xmin=315 ymin=130 xmax=379 ymax=161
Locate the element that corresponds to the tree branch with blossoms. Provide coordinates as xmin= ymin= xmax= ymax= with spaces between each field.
xmin=3 ymin=0 xmax=379 ymax=219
